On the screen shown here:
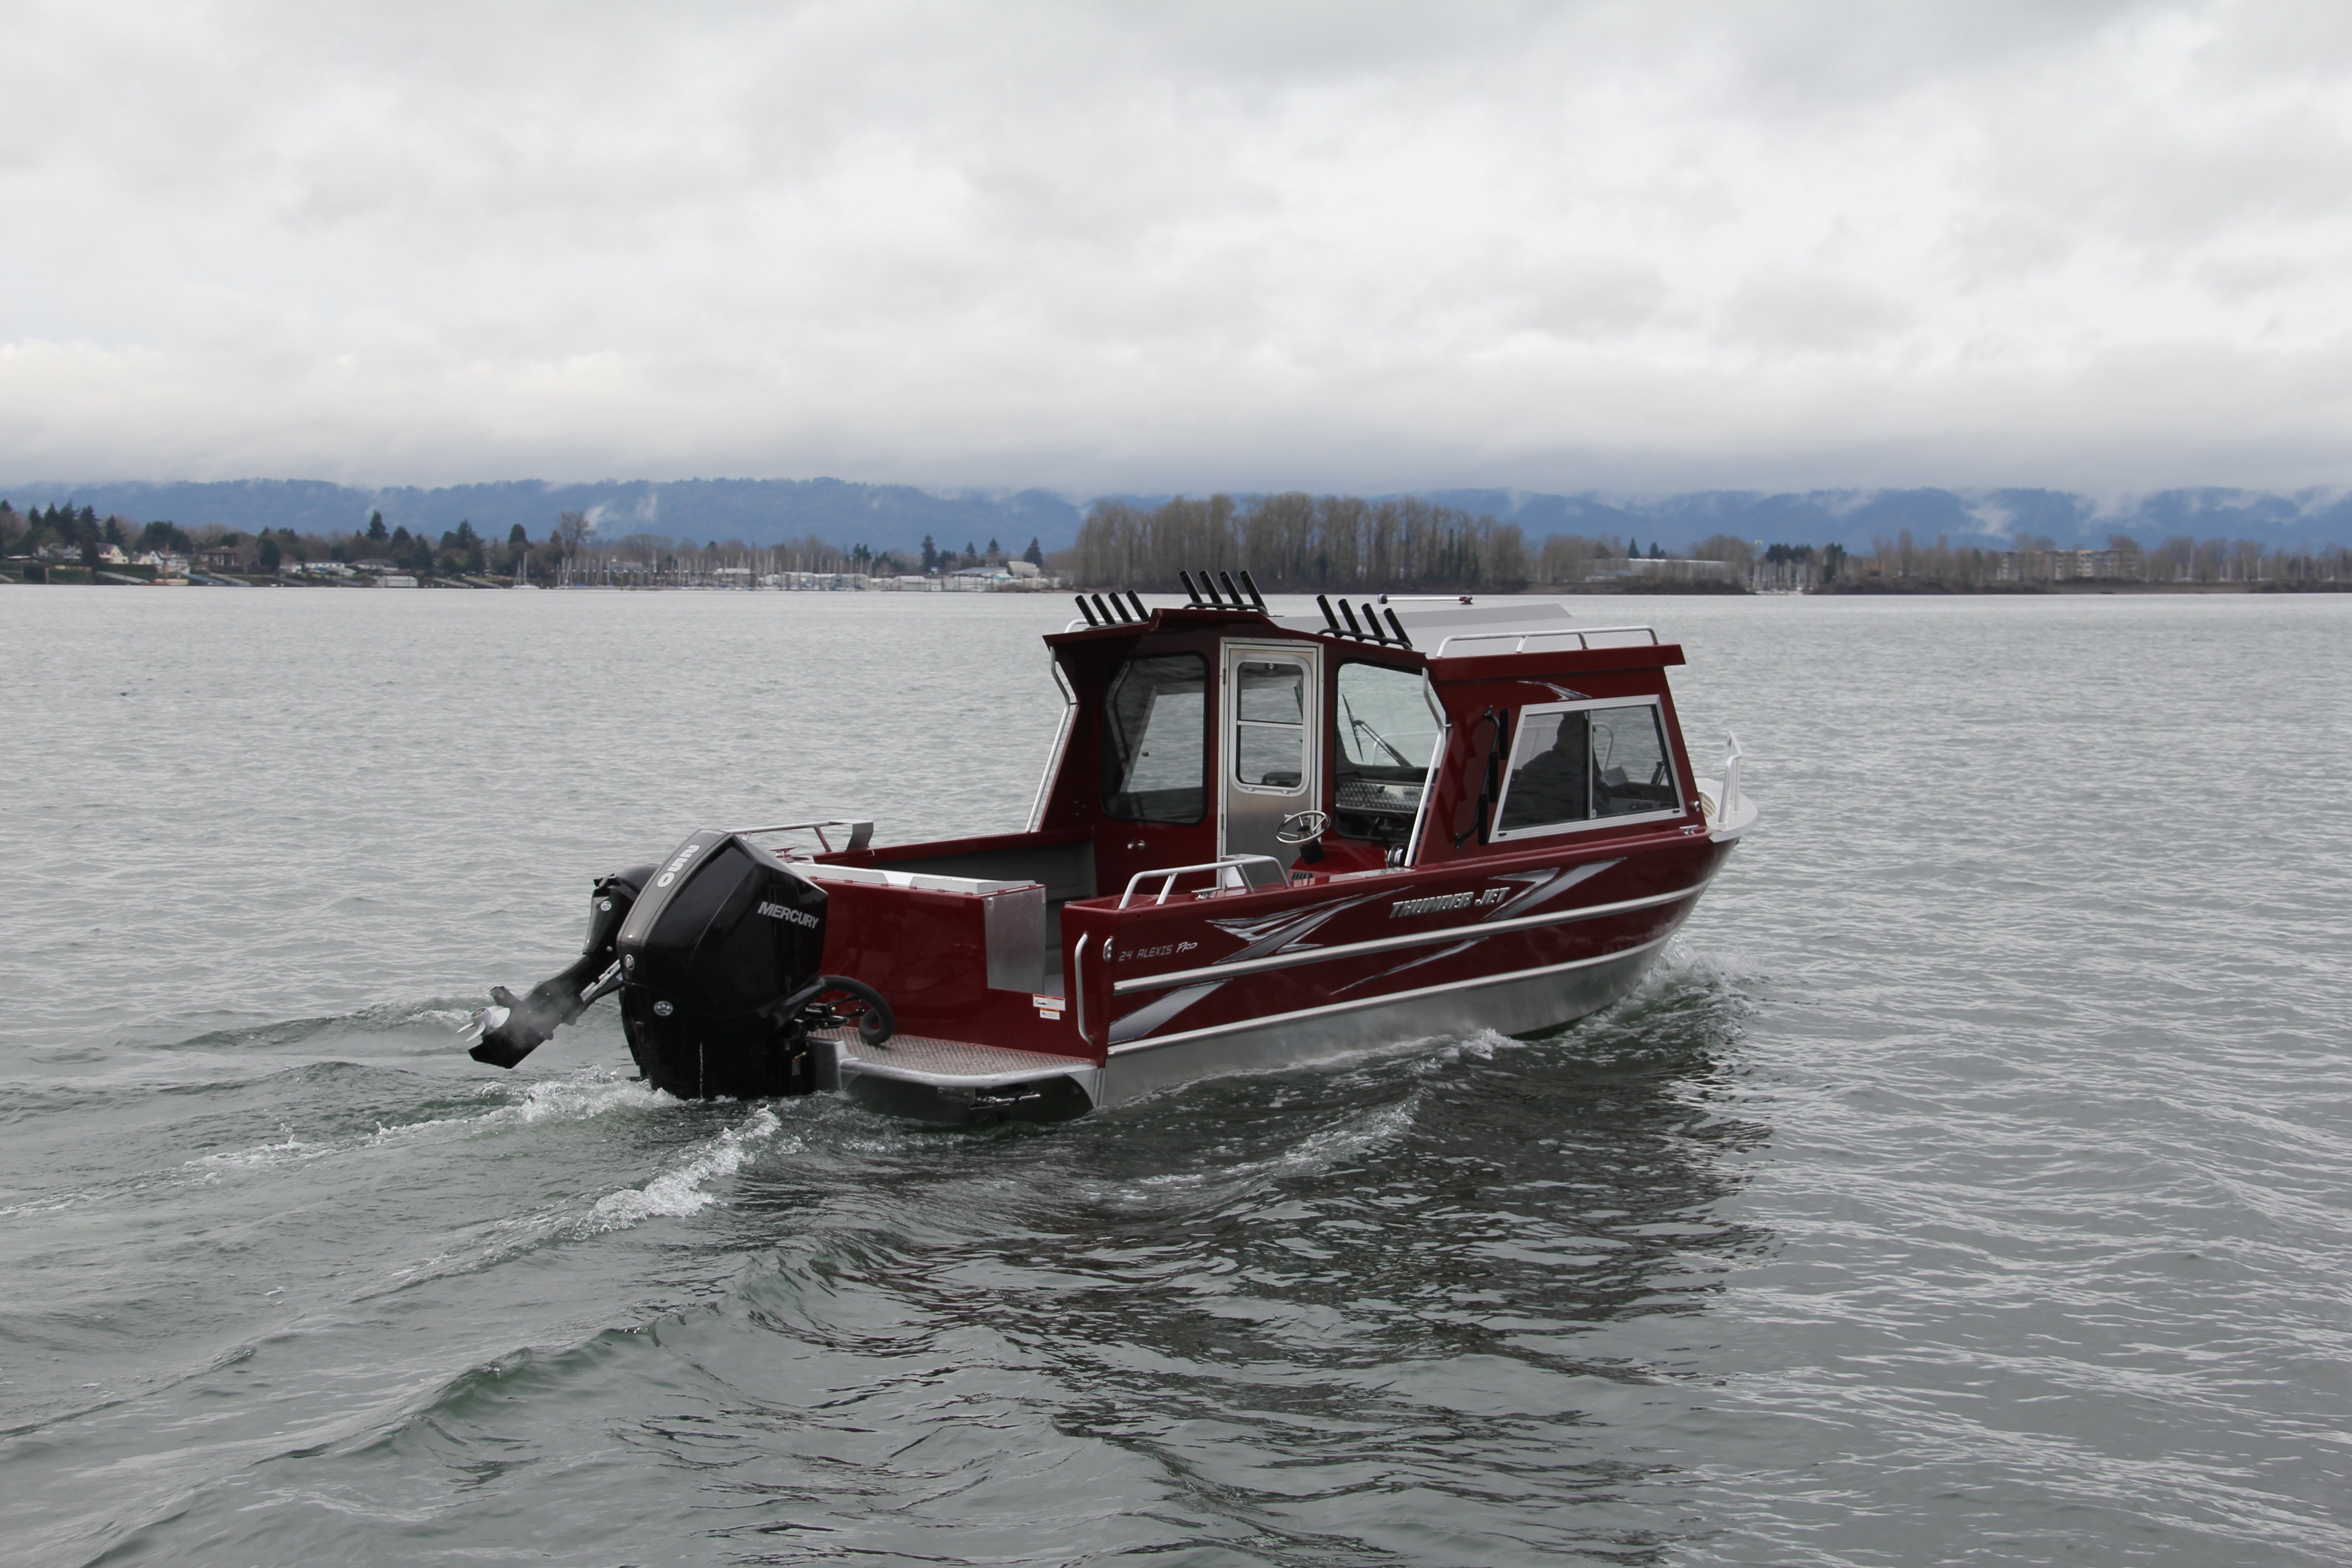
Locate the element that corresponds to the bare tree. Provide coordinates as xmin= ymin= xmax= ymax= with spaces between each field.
xmin=1691 ymin=533 xmax=1758 ymax=579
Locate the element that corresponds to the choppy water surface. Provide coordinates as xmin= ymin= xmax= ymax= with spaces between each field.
xmin=2 ymin=587 xmax=2347 ymax=1566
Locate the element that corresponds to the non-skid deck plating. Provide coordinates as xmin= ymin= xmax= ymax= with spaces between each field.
xmin=813 ymin=1029 xmax=1092 ymax=1084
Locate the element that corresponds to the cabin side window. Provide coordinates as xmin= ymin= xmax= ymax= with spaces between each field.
xmin=1332 ymin=661 xmax=1444 ymax=844
xmin=1492 ymin=697 xmax=1681 ymax=840
xmin=1101 ymin=654 xmax=1208 ymax=823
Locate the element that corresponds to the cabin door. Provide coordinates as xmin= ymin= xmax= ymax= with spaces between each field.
xmin=1219 ymin=642 xmax=1322 ymax=867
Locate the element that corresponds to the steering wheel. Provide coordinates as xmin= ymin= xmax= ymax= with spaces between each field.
xmin=1274 ymin=809 xmax=1330 ymax=846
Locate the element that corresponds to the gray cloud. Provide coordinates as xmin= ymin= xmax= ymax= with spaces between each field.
xmin=1718 ymin=270 xmax=1912 ymax=353
xmin=3 ymin=0 xmax=2351 ymax=494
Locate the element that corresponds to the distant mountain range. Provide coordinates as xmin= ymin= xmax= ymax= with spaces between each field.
xmin=5 ymin=476 xmax=2348 ymax=554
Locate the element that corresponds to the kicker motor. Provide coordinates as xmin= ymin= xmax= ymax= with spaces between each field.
xmin=466 ymin=829 xmax=892 ymax=1098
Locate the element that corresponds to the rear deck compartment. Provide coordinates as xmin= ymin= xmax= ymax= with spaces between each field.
xmin=795 ymin=830 xmax=1108 ymax=1122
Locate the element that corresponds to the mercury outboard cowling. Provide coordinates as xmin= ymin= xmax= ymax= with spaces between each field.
xmin=466 ymin=827 xmax=893 ymax=1099
xmin=613 ymin=829 xmax=891 ymax=1098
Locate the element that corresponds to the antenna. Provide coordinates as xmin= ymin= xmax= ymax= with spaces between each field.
xmin=1357 ymin=602 xmax=1389 ymax=644
xmin=1218 ymin=571 xmax=1245 ymax=608
xmin=1383 ymin=608 xmax=1414 ymax=647
xmin=1336 ymin=599 xmax=1365 ymax=637
xmin=1180 ymin=571 xmax=1205 ymax=606
xmin=1126 ymin=591 xmax=1149 ymax=622
xmin=1237 ymin=570 xmax=1268 ymax=609
xmin=1074 ymin=594 xmax=1099 ymax=626
xmin=1316 ymin=594 xmax=1342 ymax=632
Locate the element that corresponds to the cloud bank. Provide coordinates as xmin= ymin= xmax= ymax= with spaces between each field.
xmin=3 ymin=0 xmax=2350 ymax=492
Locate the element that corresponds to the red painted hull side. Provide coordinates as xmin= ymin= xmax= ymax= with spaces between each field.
xmin=811 ymin=822 xmax=1726 ymax=1068
xmin=1073 ymin=829 xmax=1727 ymax=1053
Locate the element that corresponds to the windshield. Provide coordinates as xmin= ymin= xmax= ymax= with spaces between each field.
xmin=1332 ymin=662 xmax=1441 ymax=842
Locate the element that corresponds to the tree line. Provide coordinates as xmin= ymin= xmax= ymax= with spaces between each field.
xmin=0 ymin=499 xmax=1057 ymax=586
xmin=1070 ymin=494 xmax=1534 ymax=592
xmin=1 ymin=501 xmax=134 ymax=565
xmin=12 ymin=490 xmax=2347 ymax=593
xmin=1056 ymin=493 xmax=2352 ymax=593
xmin=1063 ymin=493 xmax=1774 ymax=592
xmin=1822 ymin=530 xmax=2352 ymax=590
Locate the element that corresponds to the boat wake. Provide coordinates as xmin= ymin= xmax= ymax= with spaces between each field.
xmin=588 ymin=1106 xmax=784 ymax=1228
xmin=157 ymin=996 xmax=539 ymax=1054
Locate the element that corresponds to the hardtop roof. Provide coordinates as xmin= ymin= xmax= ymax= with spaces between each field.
xmin=1267 ymin=598 xmax=1578 ymax=644
xmin=1046 ymin=594 xmax=1677 ymax=672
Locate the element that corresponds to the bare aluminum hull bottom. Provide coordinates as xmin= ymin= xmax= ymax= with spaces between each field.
xmin=1099 ymin=935 xmax=1669 ymax=1106
xmin=825 ymin=935 xmax=1670 ymax=1123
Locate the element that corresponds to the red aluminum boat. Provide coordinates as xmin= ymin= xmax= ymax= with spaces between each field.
xmin=464 ymin=576 xmax=1755 ymax=1122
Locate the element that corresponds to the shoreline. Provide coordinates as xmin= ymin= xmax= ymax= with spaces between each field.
xmin=5 ymin=564 xmax=2344 ymax=596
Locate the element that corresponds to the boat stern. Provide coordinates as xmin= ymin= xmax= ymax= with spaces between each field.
xmin=817 ymin=1031 xmax=1104 ymax=1125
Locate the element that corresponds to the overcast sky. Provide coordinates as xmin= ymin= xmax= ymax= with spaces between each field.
xmin=4 ymin=0 xmax=2350 ymax=495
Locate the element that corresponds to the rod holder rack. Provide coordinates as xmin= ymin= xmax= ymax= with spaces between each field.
xmin=1178 ymin=569 xmax=1268 ymax=612
xmin=1073 ymin=589 xmax=1153 ymax=627
xmin=1316 ymin=594 xmax=1415 ymax=649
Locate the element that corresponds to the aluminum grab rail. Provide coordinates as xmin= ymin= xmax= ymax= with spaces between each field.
xmin=1722 ymin=730 xmax=1744 ymax=819
xmin=1027 ymin=662 xmax=1078 ymax=832
xmin=1118 ymin=854 xmax=1288 ymax=909
xmin=1430 ymin=625 xmax=1660 ymax=659
xmin=735 ymin=818 xmax=874 ymax=853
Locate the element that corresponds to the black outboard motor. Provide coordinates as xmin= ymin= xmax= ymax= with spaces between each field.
xmin=468 ymin=828 xmax=894 ymax=1099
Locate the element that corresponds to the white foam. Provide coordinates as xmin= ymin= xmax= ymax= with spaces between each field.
xmin=493 ymin=1074 xmax=668 ymax=1127
xmin=170 ymin=1073 xmax=674 ymax=1184
xmin=355 ymin=1073 xmax=668 ymax=1151
xmin=587 ymin=1107 xmax=783 ymax=1229
xmin=191 ymin=1127 xmax=333 ymax=1172
xmin=1275 ymin=1098 xmax=1416 ymax=1174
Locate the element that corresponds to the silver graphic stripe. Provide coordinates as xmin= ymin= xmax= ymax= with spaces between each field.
xmin=1108 ymin=881 xmax=1708 ymax=995
xmin=1106 ymin=934 xmax=1673 ymax=1056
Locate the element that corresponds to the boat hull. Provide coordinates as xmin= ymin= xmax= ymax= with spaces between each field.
xmin=1100 ymin=930 xmax=1670 ymax=1106
xmin=817 ymin=894 xmax=1695 ymax=1124
xmin=807 ymin=826 xmax=1738 ymax=1123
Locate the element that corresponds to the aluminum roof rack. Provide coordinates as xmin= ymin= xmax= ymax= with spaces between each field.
xmin=1430 ymin=625 xmax=1659 ymax=658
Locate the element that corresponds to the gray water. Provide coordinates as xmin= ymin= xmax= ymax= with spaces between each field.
xmin=3 ymin=587 xmax=2347 ymax=1567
